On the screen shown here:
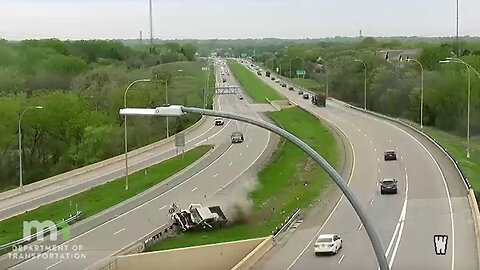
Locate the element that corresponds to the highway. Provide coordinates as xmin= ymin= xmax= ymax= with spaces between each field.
xmin=0 ymin=69 xmax=242 ymax=221
xmin=6 ymin=60 xmax=277 ymax=269
xmin=243 ymin=61 xmax=478 ymax=270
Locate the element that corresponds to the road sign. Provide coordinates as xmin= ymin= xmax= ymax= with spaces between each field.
xmin=296 ymin=70 xmax=306 ymax=75
xmin=175 ymin=133 xmax=185 ymax=147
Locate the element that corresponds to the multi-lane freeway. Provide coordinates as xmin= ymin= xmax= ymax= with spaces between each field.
xmin=5 ymin=60 xmax=278 ymax=269
xmin=245 ymin=61 xmax=478 ymax=270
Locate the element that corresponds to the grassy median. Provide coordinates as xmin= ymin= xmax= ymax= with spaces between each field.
xmin=149 ymin=107 xmax=339 ymax=251
xmin=420 ymin=127 xmax=480 ymax=194
xmin=0 ymin=145 xmax=212 ymax=246
xmin=227 ymin=60 xmax=283 ymax=102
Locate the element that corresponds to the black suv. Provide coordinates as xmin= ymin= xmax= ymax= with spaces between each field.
xmin=384 ymin=150 xmax=397 ymax=161
xmin=380 ymin=178 xmax=398 ymax=194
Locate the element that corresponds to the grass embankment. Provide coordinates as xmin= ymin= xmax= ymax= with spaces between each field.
xmin=227 ymin=60 xmax=283 ymax=102
xmin=0 ymin=145 xmax=212 ymax=246
xmin=421 ymin=127 xmax=480 ymax=194
xmin=149 ymin=107 xmax=339 ymax=251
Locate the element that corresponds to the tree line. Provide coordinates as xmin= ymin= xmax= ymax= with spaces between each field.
xmin=0 ymin=39 xmax=210 ymax=191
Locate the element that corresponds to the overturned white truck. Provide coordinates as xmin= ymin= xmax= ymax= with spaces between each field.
xmin=170 ymin=204 xmax=228 ymax=232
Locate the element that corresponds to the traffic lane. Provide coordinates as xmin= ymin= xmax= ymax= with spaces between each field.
xmin=258 ymin=69 xmax=448 ymax=268
xmin=251 ymin=77 xmax=403 ymax=267
xmin=0 ymin=93 xmax=227 ymax=222
xmin=246 ymin=64 xmax=405 ymax=270
xmin=316 ymin=101 xmax=454 ymax=268
xmin=256 ymin=64 xmax=475 ymax=268
xmin=13 ymin=89 xmax=272 ymax=269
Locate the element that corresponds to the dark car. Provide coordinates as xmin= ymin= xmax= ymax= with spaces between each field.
xmin=231 ymin=132 xmax=244 ymax=143
xmin=303 ymin=93 xmax=309 ymax=99
xmin=281 ymin=83 xmax=287 ymax=87
xmin=288 ymin=86 xmax=294 ymax=91
xmin=298 ymin=90 xmax=304 ymax=95
xmin=380 ymin=178 xmax=398 ymax=194
xmin=257 ymin=71 xmax=262 ymax=76
xmin=384 ymin=150 xmax=397 ymax=161
xmin=271 ymin=77 xmax=276 ymax=80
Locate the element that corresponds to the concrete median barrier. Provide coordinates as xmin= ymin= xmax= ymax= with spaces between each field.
xmin=0 ymin=116 xmax=206 ymax=202
xmin=230 ymin=237 xmax=274 ymax=270
xmin=113 ymin=237 xmax=267 ymax=270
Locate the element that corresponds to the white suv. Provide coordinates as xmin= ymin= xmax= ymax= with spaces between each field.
xmin=314 ymin=234 xmax=342 ymax=255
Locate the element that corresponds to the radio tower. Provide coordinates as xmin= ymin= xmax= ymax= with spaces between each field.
xmin=359 ymin=29 xmax=363 ymax=39
xmin=149 ymin=0 xmax=154 ymax=50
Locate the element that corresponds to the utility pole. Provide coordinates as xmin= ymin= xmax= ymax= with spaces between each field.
xmin=149 ymin=0 xmax=154 ymax=50
xmin=456 ymin=0 xmax=459 ymax=42
xmin=139 ymin=30 xmax=143 ymax=43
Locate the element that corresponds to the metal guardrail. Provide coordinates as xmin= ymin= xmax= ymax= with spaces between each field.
xmin=273 ymin=209 xmax=301 ymax=238
xmin=0 ymin=210 xmax=82 ymax=253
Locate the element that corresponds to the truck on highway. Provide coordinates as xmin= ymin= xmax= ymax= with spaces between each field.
xmin=311 ymin=94 xmax=326 ymax=107
xmin=266 ymin=71 xmax=271 ymax=77
xmin=170 ymin=203 xmax=228 ymax=231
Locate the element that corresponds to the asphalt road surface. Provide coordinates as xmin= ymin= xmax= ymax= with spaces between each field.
xmin=245 ymin=61 xmax=478 ymax=270
xmin=6 ymin=60 xmax=277 ymax=270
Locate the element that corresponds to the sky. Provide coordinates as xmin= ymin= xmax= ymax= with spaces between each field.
xmin=0 ymin=0 xmax=479 ymax=40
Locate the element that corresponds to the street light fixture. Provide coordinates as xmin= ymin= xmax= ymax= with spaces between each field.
xmin=18 ymin=106 xmax=43 ymax=188
xmin=354 ymin=59 xmax=367 ymax=110
xmin=406 ymin=59 xmax=424 ymax=129
xmin=440 ymin=58 xmax=480 ymax=159
xmin=119 ymin=105 xmax=390 ymax=270
xmin=123 ymin=78 xmax=151 ymax=190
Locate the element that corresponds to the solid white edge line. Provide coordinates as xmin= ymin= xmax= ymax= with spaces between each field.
xmin=45 ymin=260 xmax=63 ymax=270
xmin=113 ymin=228 xmax=125 ymax=235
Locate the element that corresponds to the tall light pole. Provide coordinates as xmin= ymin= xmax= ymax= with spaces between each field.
xmin=283 ymin=55 xmax=292 ymax=78
xmin=123 ymin=78 xmax=151 ymax=190
xmin=354 ymin=59 xmax=367 ymax=110
xmin=120 ymin=105 xmax=390 ymax=270
xmin=149 ymin=0 xmax=154 ymax=50
xmin=165 ymin=70 xmax=183 ymax=137
xmin=440 ymin=58 xmax=480 ymax=159
xmin=407 ymin=59 xmax=424 ymax=129
xmin=18 ymin=106 xmax=43 ymax=188
xmin=203 ymin=63 xmax=213 ymax=109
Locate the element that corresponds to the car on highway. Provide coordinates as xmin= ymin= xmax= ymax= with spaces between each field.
xmin=214 ymin=117 xmax=224 ymax=126
xmin=303 ymin=93 xmax=309 ymax=99
xmin=222 ymin=78 xmax=227 ymax=83
xmin=275 ymin=80 xmax=280 ymax=83
xmin=281 ymin=83 xmax=287 ymax=87
xmin=271 ymin=77 xmax=276 ymax=80
xmin=380 ymin=178 xmax=398 ymax=194
xmin=288 ymin=86 xmax=294 ymax=91
xmin=298 ymin=90 xmax=304 ymax=95
xmin=257 ymin=71 xmax=262 ymax=76
xmin=231 ymin=131 xmax=244 ymax=143
xmin=238 ymin=95 xmax=244 ymax=100
xmin=314 ymin=234 xmax=342 ymax=255
xmin=384 ymin=150 xmax=397 ymax=161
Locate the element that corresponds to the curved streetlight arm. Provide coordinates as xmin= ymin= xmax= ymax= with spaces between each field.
xmin=407 ymin=59 xmax=424 ymax=128
xmin=354 ymin=59 xmax=368 ymax=110
xmin=18 ymin=106 xmax=43 ymax=188
xmin=123 ymin=79 xmax=151 ymax=108
xmin=445 ymin=58 xmax=480 ymax=78
xmin=119 ymin=105 xmax=389 ymax=270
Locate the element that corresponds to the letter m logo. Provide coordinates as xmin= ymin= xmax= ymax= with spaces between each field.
xmin=23 ymin=220 xmax=57 ymax=241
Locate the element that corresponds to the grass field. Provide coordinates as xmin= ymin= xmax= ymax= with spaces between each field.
xmin=0 ymin=145 xmax=212 ymax=246
xmin=148 ymin=106 xmax=339 ymax=251
xmin=421 ymin=127 xmax=480 ymax=194
xmin=227 ymin=60 xmax=283 ymax=102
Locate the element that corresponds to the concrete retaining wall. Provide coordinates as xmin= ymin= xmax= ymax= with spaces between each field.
xmin=468 ymin=189 xmax=480 ymax=267
xmin=231 ymin=237 xmax=274 ymax=270
xmin=114 ymin=237 xmax=266 ymax=270
xmin=0 ymin=116 xmax=206 ymax=202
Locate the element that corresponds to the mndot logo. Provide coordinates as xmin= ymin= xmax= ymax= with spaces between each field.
xmin=433 ymin=235 xmax=448 ymax=255
xmin=23 ymin=220 xmax=71 ymax=242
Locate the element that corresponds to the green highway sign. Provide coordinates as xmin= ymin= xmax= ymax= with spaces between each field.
xmin=296 ymin=70 xmax=306 ymax=75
